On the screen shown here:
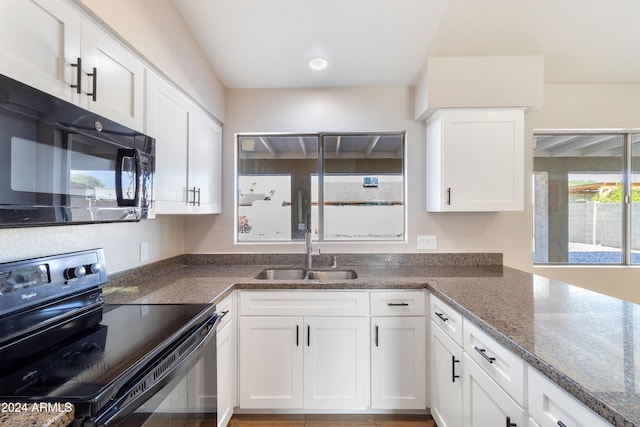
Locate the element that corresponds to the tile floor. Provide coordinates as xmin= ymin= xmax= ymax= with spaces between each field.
xmin=227 ymin=414 xmax=437 ymax=427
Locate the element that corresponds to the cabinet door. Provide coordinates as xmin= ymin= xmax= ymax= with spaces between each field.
xmin=190 ymin=111 xmax=222 ymax=214
xmin=431 ymin=320 xmax=464 ymax=427
xmin=239 ymin=316 xmax=303 ymax=409
xmin=0 ymin=0 xmax=81 ymax=102
xmin=463 ymin=354 xmax=525 ymax=427
xmin=304 ymin=317 xmax=369 ymax=410
xmin=371 ymin=317 xmax=426 ymax=409
xmin=145 ymin=70 xmax=190 ymax=213
xmin=80 ymin=20 xmax=145 ymax=130
xmin=427 ymin=108 xmax=524 ymax=212
xmin=217 ymin=312 xmax=234 ymax=427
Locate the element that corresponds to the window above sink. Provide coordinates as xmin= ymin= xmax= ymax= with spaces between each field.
xmin=236 ymin=132 xmax=406 ymax=244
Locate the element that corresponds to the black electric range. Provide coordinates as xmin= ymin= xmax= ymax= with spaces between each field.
xmin=0 ymin=249 xmax=221 ymax=427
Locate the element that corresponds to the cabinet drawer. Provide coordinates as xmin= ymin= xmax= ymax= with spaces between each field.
xmin=240 ymin=291 xmax=369 ymax=316
xmin=463 ymin=319 xmax=525 ymax=406
xmin=429 ymin=294 xmax=463 ymax=346
xmin=528 ymin=367 xmax=611 ymax=427
xmin=217 ymin=292 xmax=235 ymax=329
xmin=371 ymin=291 xmax=426 ymax=316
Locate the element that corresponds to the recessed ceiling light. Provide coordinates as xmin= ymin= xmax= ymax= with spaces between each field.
xmin=309 ymin=57 xmax=328 ymax=70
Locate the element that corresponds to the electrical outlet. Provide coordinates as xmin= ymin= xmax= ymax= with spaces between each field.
xmin=140 ymin=242 xmax=149 ymax=262
xmin=417 ymin=235 xmax=437 ymax=250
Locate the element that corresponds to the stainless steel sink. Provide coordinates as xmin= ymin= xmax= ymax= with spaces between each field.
xmin=254 ymin=268 xmax=357 ymax=280
xmin=306 ymin=269 xmax=358 ymax=280
xmin=254 ymin=268 xmax=307 ymax=280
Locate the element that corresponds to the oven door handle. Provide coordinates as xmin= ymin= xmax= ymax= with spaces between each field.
xmin=88 ymin=313 xmax=221 ymax=427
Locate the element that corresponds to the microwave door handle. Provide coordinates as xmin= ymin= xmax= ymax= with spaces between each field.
xmin=115 ymin=149 xmax=139 ymax=207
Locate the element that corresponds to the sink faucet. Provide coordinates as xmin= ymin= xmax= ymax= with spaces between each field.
xmin=305 ymin=222 xmax=313 ymax=269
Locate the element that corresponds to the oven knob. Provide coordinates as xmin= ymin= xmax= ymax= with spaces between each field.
xmin=64 ymin=266 xmax=86 ymax=280
xmin=85 ymin=263 xmax=102 ymax=275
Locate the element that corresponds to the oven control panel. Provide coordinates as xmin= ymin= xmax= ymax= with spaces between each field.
xmin=0 ymin=249 xmax=107 ymax=317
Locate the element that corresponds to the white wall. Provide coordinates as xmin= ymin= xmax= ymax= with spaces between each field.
xmin=184 ymin=87 xmax=533 ymax=272
xmin=0 ymin=216 xmax=184 ymax=273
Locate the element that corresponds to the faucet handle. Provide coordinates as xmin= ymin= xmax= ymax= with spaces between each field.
xmin=331 ymin=256 xmax=338 ymax=269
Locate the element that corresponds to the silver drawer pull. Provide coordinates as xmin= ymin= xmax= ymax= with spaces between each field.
xmin=435 ymin=312 xmax=449 ymax=322
xmin=474 ymin=346 xmax=496 ymax=364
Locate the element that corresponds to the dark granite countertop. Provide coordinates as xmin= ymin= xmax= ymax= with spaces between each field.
xmin=103 ymin=253 xmax=638 ymax=426
xmin=0 ymin=405 xmax=74 ymax=427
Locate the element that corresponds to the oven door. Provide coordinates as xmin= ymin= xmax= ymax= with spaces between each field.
xmin=87 ymin=313 xmax=221 ymax=427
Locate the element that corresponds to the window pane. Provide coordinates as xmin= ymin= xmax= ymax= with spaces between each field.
xmin=320 ymin=133 xmax=405 ymax=241
xmin=236 ymin=132 xmax=406 ymax=243
xmin=237 ymin=134 xmax=318 ymax=242
xmin=534 ymin=134 xmax=624 ymax=264
xmin=631 ymin=134 xmax=640 ymax=264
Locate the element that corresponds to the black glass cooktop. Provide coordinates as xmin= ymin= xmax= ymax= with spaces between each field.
xmin=0 ymin=303 xmax=215 ymax=401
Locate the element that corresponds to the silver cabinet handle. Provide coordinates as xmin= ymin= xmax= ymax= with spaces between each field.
xmin=451 ymin=355 xmax=460 ymax=382
xmin=71 ymin=57 xmax=82 ymax=93
xmin=375 ymin=325 xmax=379 ymax=347
xmin=474 ymin=346 xmax=496 ymax=364
xmin=87 ymin=67 xmax=97 ymax=101
xmin=435 ymin=312 xmax=449 ymax=322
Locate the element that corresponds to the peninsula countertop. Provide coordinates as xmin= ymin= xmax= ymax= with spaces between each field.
xmin=103 ymin=257 xmax=639 ymax=426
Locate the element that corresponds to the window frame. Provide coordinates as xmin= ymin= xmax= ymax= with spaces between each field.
xmin=533 ymin=130 xmax=639 ymax=265
xmin=234 ymin=131 xmax=408 ymax=245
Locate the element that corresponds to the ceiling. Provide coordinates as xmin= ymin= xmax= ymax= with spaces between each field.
xmin=172 ymin=0 xmax=640 ymax=89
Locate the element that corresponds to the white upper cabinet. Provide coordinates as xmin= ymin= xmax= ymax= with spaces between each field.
xmin=0 ymin=0 xmax=145 ymax=130
xmin=146 ymin=69 xmax=222 ymax=215
xmin=79 ymin=20 xmax=144 ymax=130
xmin=426 ymin=108 xmax=524 ymax=212
xmin=145 ymin=70 xmax=191 ymax=213
xmin=0 ymin=0 xmax=81 ymax=102
xmin=190 ymin=110 xmax=222 ymax=214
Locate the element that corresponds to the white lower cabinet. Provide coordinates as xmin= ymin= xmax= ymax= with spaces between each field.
xmin=239 ymin=316 xmax=303 ymax=409
xmin=370 ymin=291 xmax=427 ymax=410
xmin=217 ymin=293 xmax=236 ymax=427
xmin=463 ymin=353 xmax=525 ymax=427
xmin=238 ymin=291 xmax=369 ymax=411
xmin=528 ymin=367 xmax=612 ymax=427
xmin=430 ymin=319 xmax=464 ymax=427
xmin=371 ymin=316 xmax=426 ymax=410
xmin=304 ymin=316 xmax=370 ymax=409
xmin=430 ymin=294 xmax=613 ymax=427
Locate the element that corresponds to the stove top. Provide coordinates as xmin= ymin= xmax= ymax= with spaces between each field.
xmin=0 ymin=302 xmax=216 ymax=417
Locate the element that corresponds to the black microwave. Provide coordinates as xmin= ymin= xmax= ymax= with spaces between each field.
xmin=0 ymin=73 xmax=154 ymax=227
